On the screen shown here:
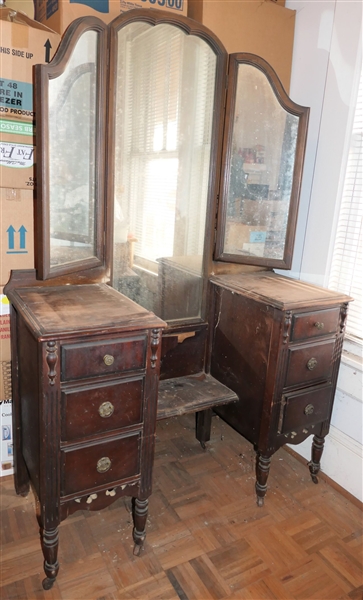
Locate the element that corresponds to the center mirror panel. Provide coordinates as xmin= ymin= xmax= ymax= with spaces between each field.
xmin=110 ymin=17 xmax=221 ymax=323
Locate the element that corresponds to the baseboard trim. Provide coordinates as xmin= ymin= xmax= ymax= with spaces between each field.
xmin=283 ymin=445 xmax=363 ymax=511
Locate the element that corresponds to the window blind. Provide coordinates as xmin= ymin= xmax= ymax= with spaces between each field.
xmin=329 ymin=76 xmax=362 ymax=341
xmin=116 ymin=24 xmax=216 ymax=265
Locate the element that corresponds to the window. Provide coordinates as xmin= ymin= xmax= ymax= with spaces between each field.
xmin=329 ymin=75 xmax=362 ymax=342
xmin=114 ymin=23 xmax=216 ymax=270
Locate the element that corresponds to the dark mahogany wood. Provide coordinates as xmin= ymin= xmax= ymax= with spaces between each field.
xmin=309 ymin=434 xmax=326 ymax=484
xmin=5 ymin=273 xmax=165 ymax=589
xmin=209 ymin=271 xmax=351 ymax=506
xmin=4 ymin=9 xmax=353 ymax=593
xmin=157 ymin=373 xmax=237 ymax=420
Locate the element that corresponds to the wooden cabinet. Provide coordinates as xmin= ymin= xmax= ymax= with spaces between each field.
xmin=6 ymin=280 xmax=164 ymax=589
xmin=209 ymin=272 xmax=350 ymax=505
xmin=4 ymin=8 xmax=352 ymax=591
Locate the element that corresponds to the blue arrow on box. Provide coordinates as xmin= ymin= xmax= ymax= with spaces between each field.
xmin=6 ymin=225 xmax=28 ymax=254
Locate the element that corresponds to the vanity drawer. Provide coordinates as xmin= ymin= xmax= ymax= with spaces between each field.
xmin=61 ymin=433 xmax=140 ymax=496
xmin=278 ymin=385 xmax=333 ymax=434
xmin=62 ymin=377 xmax=144 ymax=442
xmin=290 ymin=308 xmax=339 ymax=342
xmin=61 ymin=336 xmax=147 ymax=381
xmin=285 ymin=339 xmax=335 ymax=388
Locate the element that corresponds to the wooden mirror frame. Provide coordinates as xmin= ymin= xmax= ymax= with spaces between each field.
xmin=34 ymin=17 xmax=108 ymax=281
xmin=215 ymin=53 xmax=309 ymax=270
xmin=107 ymin=9 xmax=228 ymax=325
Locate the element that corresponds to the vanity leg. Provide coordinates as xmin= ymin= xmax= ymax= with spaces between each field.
xmin=196 ymin=409 xmax=212 ymax=449
xmin=41 ymin=527 xmax=59 ymax=590
xmin=132 ymin=498 xmax=148 ymax=556
xmin=309 ymin=434 xmax=325 ymax=484
xmin=255 ymin=453 xmax=271 ymax=507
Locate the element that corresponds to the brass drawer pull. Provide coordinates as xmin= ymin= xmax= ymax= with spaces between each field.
xmin=103 ymin=354 xmax=114 ymax=366
xmin=304 ymin=404 xmax=314 ymax=416
xmin=307 ymin=357 xmax=318 ymax=370
xmin=97 ymin=457 xmax=111 ymax=473
xmin=314 ymin=322 xmax=324 ymax=330
xmin=98 ymin=401 xmax=114 ymax=418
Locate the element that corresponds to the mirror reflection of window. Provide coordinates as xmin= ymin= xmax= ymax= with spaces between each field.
xmin=224 ymin=63 xmax=298 ymax=261
xmin=48 ymin=31 xmax=98 ymax=267
xmin=112 ymin=23 xmax=217 ymax=322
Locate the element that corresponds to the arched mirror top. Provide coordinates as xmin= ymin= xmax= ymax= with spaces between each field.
xmin=108 ymin=7 xmax=228 ymax=56
xmin=35 ymin=17 xmax=108 ymax=281
xmin=215 ymin=53 xmax=309 ymax=270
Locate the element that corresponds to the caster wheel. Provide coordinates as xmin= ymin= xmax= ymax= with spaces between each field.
xmin=42 ymin=577 xmax=55 ymax=590
xmin=133 ymin=543 xmax=144 ymax=557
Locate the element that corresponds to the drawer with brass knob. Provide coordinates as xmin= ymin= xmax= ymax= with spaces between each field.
xmin=290 ymin=308 xmax=340 ymax=341
xmin=61 ymin=377 xmax=144 ymax=442
xmin=277 ymin=385 xmax=333 ymax=435
xmin=61 ymin=335 xmax=147 ymax=381
xmin=61 ymin=432 xmax=141 ymax=496
xmin=285 ymin=339 xmax=335 ymax=388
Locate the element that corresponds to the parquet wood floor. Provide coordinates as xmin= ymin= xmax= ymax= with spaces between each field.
xmin=1 ymin=414 xmax=362 ymax=600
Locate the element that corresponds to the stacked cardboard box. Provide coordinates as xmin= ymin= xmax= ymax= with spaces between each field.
xmin=0 ymin=9 xmax=60 ymax=475
xmin=33 ymin=0 xmax=188 ymax=34
xmin=188 ymin=0 xmax=295 ymax=92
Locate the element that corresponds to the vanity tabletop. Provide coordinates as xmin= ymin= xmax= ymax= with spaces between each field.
xmin=7 ymin=283 xmax=166 ymax=338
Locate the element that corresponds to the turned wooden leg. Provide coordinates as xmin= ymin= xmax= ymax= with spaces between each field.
xmin=309 ymin=434 xmax=325 ymax=484
xmin=41 ymin=527 xmax=59 ymax=590
xmin=255 ymin=453 xmax=271 ymax=507
xmin=196 ymin=409 xmax=212 ymax=449
xmin=132 ymin=498 xmax=148 ymax=556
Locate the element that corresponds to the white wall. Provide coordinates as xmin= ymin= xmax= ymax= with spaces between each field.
xmin=283 ymin=0 xmax=362 ymax=501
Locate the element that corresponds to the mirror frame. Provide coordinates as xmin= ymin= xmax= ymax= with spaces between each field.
xmin=34 ymin=17 xmax=108 ymax=280
xmin=107 ymin=9 xmax=228 ymax=324
xmin=215 ymin=53 xmax=309 ymax=270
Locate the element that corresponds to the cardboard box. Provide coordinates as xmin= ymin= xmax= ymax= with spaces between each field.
xmin=0 ymin=188 xmax=34 ymax=285
xmin=0 ymin=8 xmax=60 ymax=122
xmin=188 ymin=0 xmax=295 ymax=92
xmin=33 ymin=0 xmax=188 ymax=34
xmin=0 ymin=397 xmax=13 ymax=476
xmin=6 ymin=0 xmax=35 ymax=19
xmin=0 ymin=119 xmax=35 ymax=188
xmin=0 ymin=288 xmax=11 ymax=397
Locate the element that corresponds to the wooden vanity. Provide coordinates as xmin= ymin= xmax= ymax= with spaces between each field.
xmin=5 ymin=9 xmax=351 ymax=589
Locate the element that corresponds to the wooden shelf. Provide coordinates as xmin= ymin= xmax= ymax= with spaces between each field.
xmin=157 ymin=373 xmax=238 ymax=420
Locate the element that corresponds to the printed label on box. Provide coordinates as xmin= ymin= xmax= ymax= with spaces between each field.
xmin=121 ymin=0 xmax=185 ymax=10
xmin=0 ymin=119 xmax=34 ymax=136
xmin=2 ymin=424 xmax=10 ymax=440
xmin=0 ymin=141 xmax=34 ymax=169
xmin=0 ymin=79 xmax=33 ymax=113
xmin=0 ymin=295 xmax=10 ymax=316
xmin=6 ymin=224 xmax=29 ymax=255
xmin=71 ymin=0 xmax=109 ymax=13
